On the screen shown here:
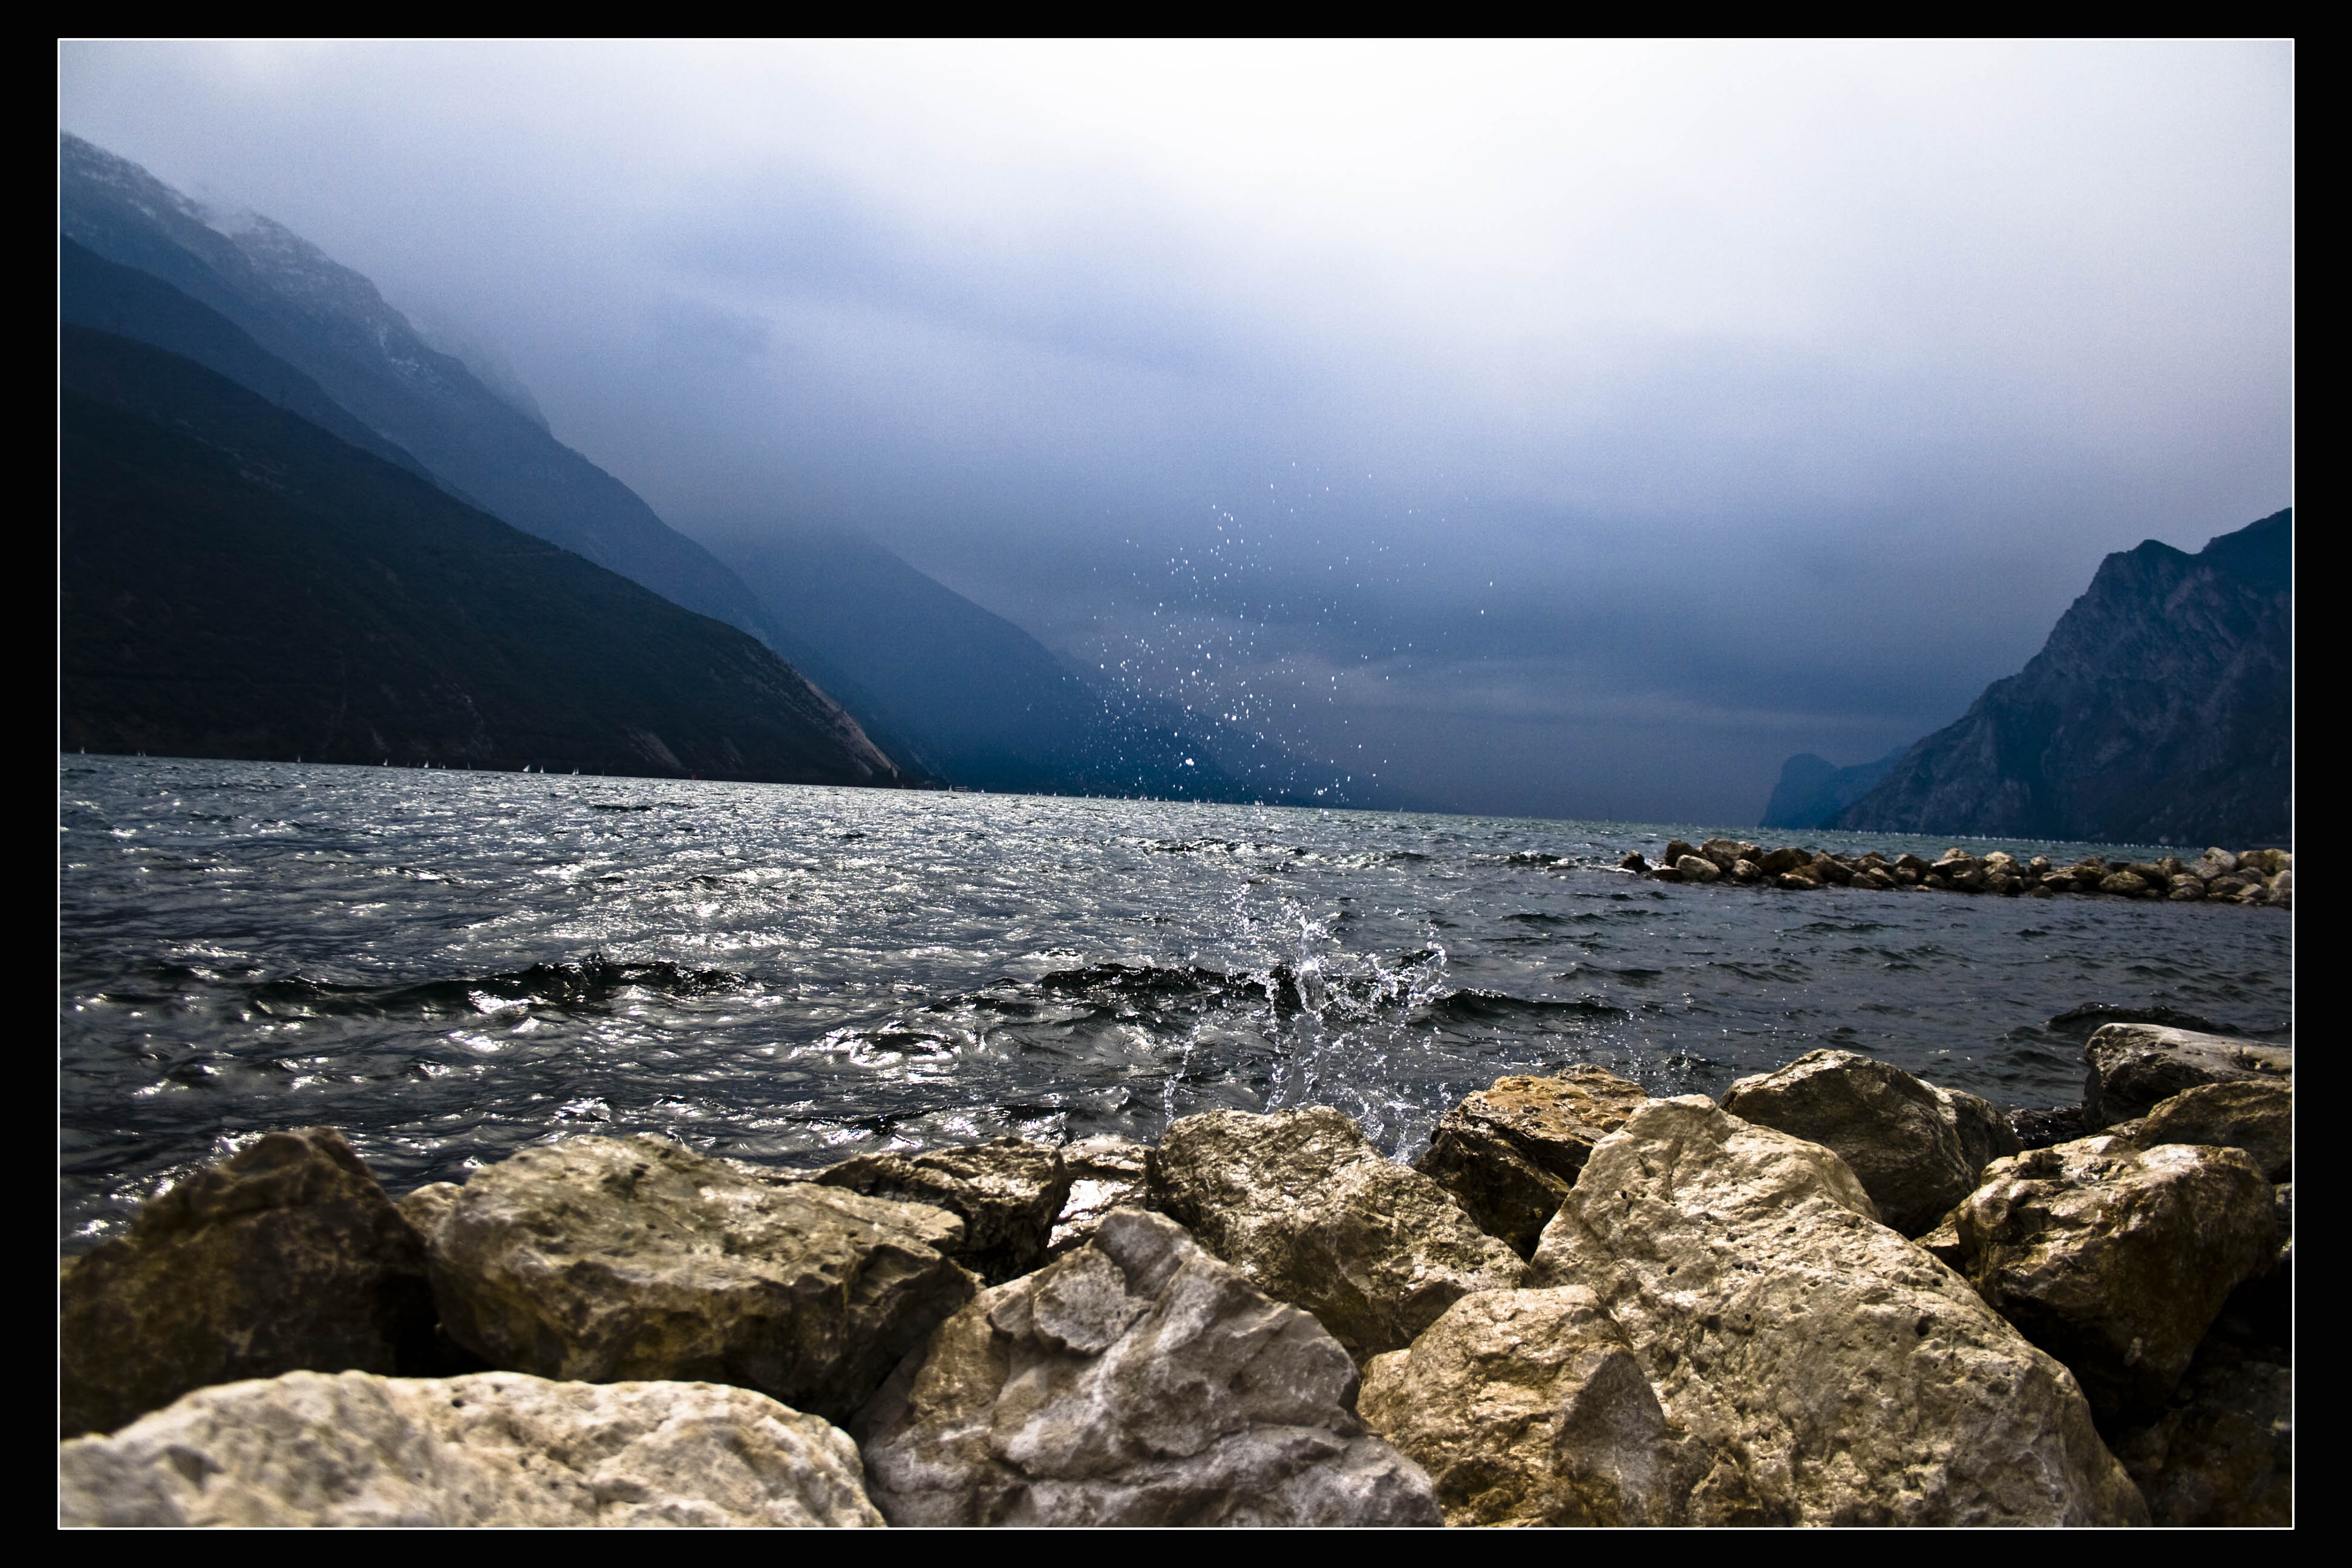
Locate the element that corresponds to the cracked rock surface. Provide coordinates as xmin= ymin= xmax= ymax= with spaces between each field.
xmin=1529 ymin=1097 xmax=2145 ymax=1525
xmin=854 ymin=1209 xmax=1440 ymax=1526
xmin=60 ymin=1369 xmax=881 ymax=1527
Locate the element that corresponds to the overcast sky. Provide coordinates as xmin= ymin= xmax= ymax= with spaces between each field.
xmin=59 ymin=41 xmax=2293 ymax=823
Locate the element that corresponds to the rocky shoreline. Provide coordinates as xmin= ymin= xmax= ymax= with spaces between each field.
xmin=1621 ymin=839 xmax=2292 ymax=907
xmin=60 ymin=1020 xmax=2290 ymax=1527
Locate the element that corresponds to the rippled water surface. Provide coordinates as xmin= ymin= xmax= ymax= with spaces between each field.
xmin=60 ymin=755 xmax=2292 ymax=1249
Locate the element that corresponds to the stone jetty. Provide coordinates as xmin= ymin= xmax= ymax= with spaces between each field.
xmin=60 ymin=1033 xmax=2290 ymax=1526
xmin=1618 ymin=840 xmax=2291 ymax=908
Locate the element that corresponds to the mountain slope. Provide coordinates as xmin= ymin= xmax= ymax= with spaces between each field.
xmin=718 ymin=527 xmax=1264 ymax=799
xmin=60 ymin=133 xmax=779 ymax=647
xmin=1759 ymin=746 xmax=1905 ymax=830
xmin=62 ymin=237 xmax=428 ymax=479
xmin=1832 ymin=510 xmax=2291 ymax=846
xmin=61 ymin=325 xmax=897 ymax=785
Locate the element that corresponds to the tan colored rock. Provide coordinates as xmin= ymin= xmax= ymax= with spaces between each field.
xmin=59 ymin=1370 xmax=880 ymax=1527
xmin=1047 ymin=1135 xmax=1151 ymax=1258
xmin=428 ymin=1134 xmax=974 ymax=1423
xmin=2099 ymin=871 xmax=2152 ymax=896
xmin=1662 ymin=838 xmax=1701 ymax=867
xmin=61 ymin=1128 xmax=433 ymax=1439
xmin=1149 ymin=1106 xmax=1527 ymax=1362
xmin=1529 ymin=1097 xmax=2145 ymax=1525
xmin=2108 ymin=1079 xmax=2291 ymax=1181
xmin=1730 ymin=857 xmax=1765 ymax=882
xmin=1951 ymin=1137 xmax=2277 ymax=1422
xmin=1699 ymin=837 xmax=1759 ymax=871
xmin=1757 ymin=846 xmax=1811 ymax=875
xmin=809 ymin=1137 xmax=1071 ymax=1284
xmin=1721 ymin=1050 xmax=2022 ymax=1236
xmin=394 ymin=1181 xmax=464 ymax=1243
xmin=2189 ymin=848 xmax=2238 ymax=881
xmin=1413 ymin=1068 xmax=1649 ymax=1255
xmin=853 ymin=1210 xmax=1440 ymax=1526
xmin=1359 ymin=1286 xmax=1777 ymax=1526
xmin=1673 ymin=854 xmax=1722 ymax=883
xmin=2084 ymin=1023 xmax=2292 ymax=1127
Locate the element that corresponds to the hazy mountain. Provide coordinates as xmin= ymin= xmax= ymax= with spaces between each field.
xmin=716 ymin=527 xmax=1281 ymax=800
xmin=1759 ymin=746 xmax=1906 ymax=830
xmin=60 ymin=133 xmax=778 ymax=648
xmin=1832 ymin=510 xmax=2292 ymax=846
xmin=62 ymin=324 xmax=897 ymax=785
xmin=62 ymin=237 xmax=430 ymax=479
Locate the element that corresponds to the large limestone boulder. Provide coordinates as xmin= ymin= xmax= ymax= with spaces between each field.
xmin=427 ymin=1135 xmax=974 ymax=1423
xmin=1720 ymin=1050 xmax=2020 ymax=1236
xmin=1950 ymin=1135 xmax=2278 ymax=1422
xmin=1528 ymin=1097 xmax=2146 ymax=1525
xmin=2107 ymin=1079 xmax=2292 ymax=1181
xmin=1359 ymin=1286 xmax=1777 ymax=1526
xmin=60 ymin=1370 xmax=880 ymax=1527
xmin=1149 ymin=1106 xmax=1528 ymax=1362
xmin=1046 ymin=1135 xmax=1151 ymax=1258
xmin=853 ymin=1209 xmax=1441 ymax=1526
xmin=809 ymin=1137 xmax=1071 ymax=1285
xmin=1413 ymin=1068 xmax=1649 ymax=1255
xmin=2083 ymin=1023 xmax=2292 ymax=1127
xmin=60 ymin=1128 xmax=433 ymax=1438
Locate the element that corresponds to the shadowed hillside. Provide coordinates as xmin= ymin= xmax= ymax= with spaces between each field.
xmin=61 ymin=325 xmax=899 ymax=785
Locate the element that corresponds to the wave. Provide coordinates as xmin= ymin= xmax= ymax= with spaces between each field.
xmin=243 ymin=955 xmax=750 ymax=1019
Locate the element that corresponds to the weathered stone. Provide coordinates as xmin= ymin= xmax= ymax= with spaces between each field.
xmin=1047 ymin=1135 xmax=1151 ymax=1258
xmin=1413 ymin=1068 xmax=1649 ymax=1255
xmin=1950 ymin=1136 xmax=2277 ymax=1422
xmin=2107 ymin=1079 xmax=2292 ymax=1181
xmin=2011 ymin=1103 xmax=2091 ymax=1150
xmin=428 ymin=1134 xmax=974 ymax=1423
xmin=2267 ymin=869 xmax=2292 ymax=909
xmin=1893 ymin=852 xmax=1933 ymax=877
xmin=1673 ymin=853 xmax=1722 ymax=883
xmin=61 ymin=1127 xmax=434 ymax=1439
xmin=2109 ymin=1354 xmax=2291 ymax=1526
xmin=1730 ymin=857 xmax=1765 ymax=883
xmin=1699 ymin=837 xmax=1759 ymax=871
xmin=2166 ymin=874 xmax=2206 ymax=900
xmin=1812 ymin=853 xmax=1855 ymax=884
xmin=1719 ymin=1051 xmax=2020 ymax=1236
xmin=394 ymin=1181 xmax=464 ymax=1244
xmin=60 ymin=1370 xmax=880 ymax=1527
xmin=1149 ymin=1106 xmax=1527 ymax=1362
xmin=2083 ymin=1023 xmax=2292 ymax=1127
xmin=1856 ymin=866 xmax=1898 ymax=890
xmin=1757 ymin=846 xmax=1811 ymax=875
xmin=1528 ymin=1097 xmax=2145 ymax=1525
xmin=1775 ymin=869 xmax=1823 ymax=890
xmin=2189 ymin=848 xmax=2238 ymax=880
xmin=1359 ymin=1286 xmax=1776 ymax=1526
xmin=810 ymin=1137 xmax=1071 ymax=1284
xmin=2099 ymin=871 xmax=2151 ymax=896
xmin=853 ymin=1209 xmax=1441 ymax=1526
xmin=1661 ymin=838 xmax=1700 ymax=867
xmin=1616 ymin=851 xmax=1649 ymax=874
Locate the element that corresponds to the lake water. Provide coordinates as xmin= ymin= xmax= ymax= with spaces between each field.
xmin=59 ymin=754 xmax=2293 ymax=1250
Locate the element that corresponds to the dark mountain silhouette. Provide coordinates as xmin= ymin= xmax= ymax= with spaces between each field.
xmin=1759 ymin=746 xmax=1906 ymax=829
xmin=61 ymin=325 xmax=898 ymax=785
xmin=60 ymin=133 xmax=779 ymax=647
xmin=717 ymin=527 xmax=1288 ymax=800
xmin=1832 ymin=510 xmax=2291 ymax=846
xmin=62 ymin=237 xmax=433 ymax=480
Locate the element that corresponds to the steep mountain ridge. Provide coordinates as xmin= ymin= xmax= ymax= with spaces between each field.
xmin=60 ymin=133 xmax=779 ymax=647
xmin=1758 ymin=746 xmax=1905 ymax=830
xmin=62 ymin=324 xmax=897 ymax=785
xmin=1832 ymin=510 xmax=2291 ymax=846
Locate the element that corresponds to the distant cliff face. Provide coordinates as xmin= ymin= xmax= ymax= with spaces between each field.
xmin=1759 ymin=746 xmax=1905 ymax=830
xmin=1833 ymin=511 xmax=2290 ymax=847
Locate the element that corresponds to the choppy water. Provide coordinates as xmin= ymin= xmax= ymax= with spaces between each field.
xmin=60 ymin=754 xmax=2292 ymax=1250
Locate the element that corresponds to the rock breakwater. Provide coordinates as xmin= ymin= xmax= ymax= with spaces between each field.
xmin=60 ymin=1027 xmax=2290 ymax=1527
xmin=1619 ymin=839 xmax=2292 ymax=907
